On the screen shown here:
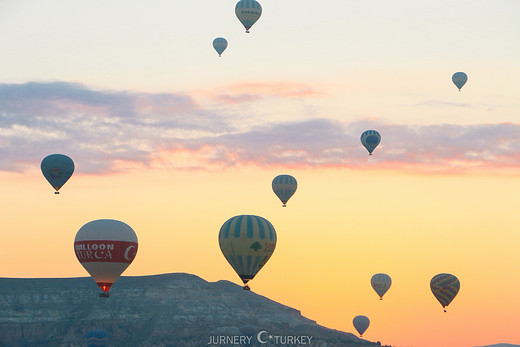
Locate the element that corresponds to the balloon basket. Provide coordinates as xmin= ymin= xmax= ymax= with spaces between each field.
xmin=243 ymin=285 xmax=251 ymax=291
xmin=54 ymin=192 xmax=60 ymax=194
xmin=99 ymin=293 xmax=110 ymax=298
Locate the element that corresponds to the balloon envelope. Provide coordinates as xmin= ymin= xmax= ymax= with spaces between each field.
xmin=86 ymin=330 xmax=109 ymax=346
xmin=74 ymin=219 xmax=138 ymax=294
xmin=360 ymin=130 xmax=381 ymax=155
xmin=353 ymin=315 xmax=370 ymax=337
xmin=235 ymin=0 xmax=262 ymax=33
xmin=272 ymin=174 xmax=297 ymax=207
xmin=452 ymin=72 xmax=468 ymax=91
xmin=371 ymin=273 xmax=392 ymax=299
xmin=430 ymin=273 xmax=460 ymax=311
xmin=213 ymin=37 xmax=228 ymax=57
xmin=41 ymin=154 xmax=74 ymax=193
xmin=218 ymin=215 xmax=276 ymax=286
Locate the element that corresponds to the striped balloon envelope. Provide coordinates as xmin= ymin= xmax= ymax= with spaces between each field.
xmin=74 ymin=219 xmax=138 ymax=297
xmin=41 ymin=154 xmax=75 ymax=194
xmin=360 ymin=130 xmax=381 ymax=155
xmin=272 ymin=174 xmax=298 ymax=207
xmin=218 ymin=215 xmax=276 ymax=290
xmin=430 ymin=273 xmax=460 ymax=312
xmin=235 ymin=0 xmax=262 ymax=33
xmin=371 ymin=273 xmax=392 ymax=300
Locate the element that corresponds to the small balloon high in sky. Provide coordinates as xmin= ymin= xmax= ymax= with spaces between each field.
xmin=272 ymin=174 xmax=298 ymax=207
xmin=40 ymin=154 xmax=74 ymax=194
xmin=452 ymin=72 xmax=468 ymax=91
xmin=371 ymin=273 xmax=392 ymax=300
xmin=212 ymin=37 xmax=228 ymax=57
xmin=360 ymin=130 xmax=381 ymax=155
xmin=235 ymin=0 xmax=262 ymax=33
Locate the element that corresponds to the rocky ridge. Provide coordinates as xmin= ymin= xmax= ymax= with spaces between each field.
xmin=0 ymin=273 xmax=382 ymax=346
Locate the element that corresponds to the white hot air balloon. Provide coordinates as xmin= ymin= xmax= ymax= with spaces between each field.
xmin=213 ymin=37 xmax=228 ymax=57
xmin=74 ymin=219 xmax=138 ymax=297
xmin=235 ymin=0 xmax=262 ymax=33
xmin=371 ymin=273 xmax=392 ymax=300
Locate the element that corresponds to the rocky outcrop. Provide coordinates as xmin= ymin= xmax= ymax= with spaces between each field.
xmin=0 ymin=273 xmax=381 ymax=346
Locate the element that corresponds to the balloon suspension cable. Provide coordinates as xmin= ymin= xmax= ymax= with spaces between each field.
xmin=219 ymin=54 xmax=221 ymax=57
xmin=444 ymin=308 xmax=447 ymax=312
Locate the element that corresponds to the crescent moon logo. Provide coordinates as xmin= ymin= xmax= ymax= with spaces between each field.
xmin=124 ymin=245 xmax=136 ymax=261
xmin=257 ymin=330 xmax=268 ymax=344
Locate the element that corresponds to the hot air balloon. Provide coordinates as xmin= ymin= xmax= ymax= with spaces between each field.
xmin=452 ymin=72 xmax=468 ymax=91
xmin=353 ymin=315 xmax=370 ymax=337
xmin=371 ymin=273 xmax=392 ymax=300
xmin=430 ymin=273 xmax=460 ymax=312
xmin=235 ymin=0 xmax=262 ymax=33
xmin=360 ymin=130 xmax=381 ymax=155
xmin=74 ymin=219 xmax=138 ymax=298
xmin=272 ymin=174 xmax=297 ymax=207
xmin=86 ymin=330 xmax=109 ymax=347
xmin=41 ymin=154 xmax=74 ymax=194
xmin=213 ymin=37 xmax=228 ymax=57
xmin=218 ymin=215 xmax=276 ymax=290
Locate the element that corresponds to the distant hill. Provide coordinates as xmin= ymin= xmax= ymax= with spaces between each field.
xmin=0 ymin=273 xmax=382 ymax=346
xmin=474 ymin=344 xmax=520 ymax=347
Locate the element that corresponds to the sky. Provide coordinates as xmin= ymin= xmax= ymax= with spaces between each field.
xmin=1 ymin=1 xmax=520 ymax=346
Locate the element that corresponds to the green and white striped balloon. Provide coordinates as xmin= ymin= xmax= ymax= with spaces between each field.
xmin=272 ymin=174 xmax=297 ymax=207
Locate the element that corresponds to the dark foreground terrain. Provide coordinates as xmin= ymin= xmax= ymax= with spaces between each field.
xmin=0 ymin=273 xmax=383 ymax=346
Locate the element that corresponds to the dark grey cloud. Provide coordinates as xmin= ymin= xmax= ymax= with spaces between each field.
xmin=1 ymin=82 xmax=519 ymax=174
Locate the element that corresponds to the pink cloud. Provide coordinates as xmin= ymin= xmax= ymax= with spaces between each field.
xmin=2 ymin=82 xmax=518 ymax=175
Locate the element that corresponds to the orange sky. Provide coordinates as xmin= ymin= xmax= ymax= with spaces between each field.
xmin=1 ymin=166 xmax=519 ymax=347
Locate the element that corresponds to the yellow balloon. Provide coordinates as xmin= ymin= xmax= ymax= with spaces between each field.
xmin=218 ymin=215 xmax=276 ymax=289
